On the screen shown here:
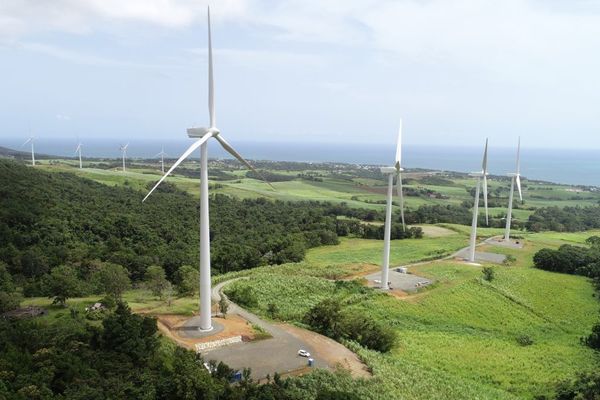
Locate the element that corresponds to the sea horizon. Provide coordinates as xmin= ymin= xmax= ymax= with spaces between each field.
xmin=2 ymin=137 xmax=598 ymax=187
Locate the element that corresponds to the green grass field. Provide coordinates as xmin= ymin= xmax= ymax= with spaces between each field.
xmin=221 ymin=230 xmax=600 ymax=399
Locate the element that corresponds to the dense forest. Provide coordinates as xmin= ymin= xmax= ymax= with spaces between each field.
xmin=0 ymin=160 xmax=422 ymax=298
xmin=527 ymin=205 xmax=600 ymax=232
xmin=0 ymin=302 xmax=368 ymax=399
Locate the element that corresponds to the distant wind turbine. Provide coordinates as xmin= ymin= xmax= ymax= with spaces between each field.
xmin=504 ymin=138 xmax=523 ymax=242
xmin=142 ymin=7 xmax=272 ymax=332
xmin=22 ymin=137 xmax=35 ymax=166
xmin=380 ymin=120 xmax=406 ymax=290
xmin=119 ymin=143 xmax=129 ymax=172
xmin=467 ymin=139 xmax=489 ymax=263
xmin=155 ymin=147 xmax=167 ymax=173
xmin=75 ymin=142 xmax=83 ymax=169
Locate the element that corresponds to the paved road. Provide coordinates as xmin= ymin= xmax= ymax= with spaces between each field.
xmin=202 ymin=279 xmax=324 ymax=380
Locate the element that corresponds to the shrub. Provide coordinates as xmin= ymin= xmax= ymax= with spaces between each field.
xmin=227 ymin=286 xmax=258 ymax=308
xmin=503 ymin=255 xmax=517 ymax=266
xmin=482 ymin=266 xmax=495 ymax=282
xmin=516 ymin=334 xmax=534 ymax=346
xmin=582 ymin=322 xmax=600 ymax=350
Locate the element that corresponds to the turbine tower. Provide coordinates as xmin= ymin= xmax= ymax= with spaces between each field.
xmin=504 ymin=138 xmax=522 ymax=242
xmin=75 ymin=142 xmax=83 ymax=169
xmin=467 ymin=139 xmax=489 ymax=263
xmin=22 ymin=137 xmax=35 ymax=166
xmin=155 ymin=147 xmax=167 ymax=173
xmin=119 ymin=143 xmax=129 ymax=172
xmin=380 ymin=120 xmax=406 ymax=290
xmin=143 ymin=7 xmax=272 ymax=331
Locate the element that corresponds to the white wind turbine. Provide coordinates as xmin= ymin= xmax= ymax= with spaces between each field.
xmin=467 ymin=139 xmax=489 ymax=263
xmin=75 ymin=142 xmax=83 ymax=169
xmin=22 ymin=137 xmax=35 ymax=166
xmin=155 ymin=147 xmax=167 ymax=174
xmin=504 ymin=138 xmax=522 ymax=242
xmin=119 ymin=143 xmax=129 ymax=172
xmin=380 ymin=120 xmax=406 ymax=290
xmin=143 ymin=7 xmax=272 ymax=332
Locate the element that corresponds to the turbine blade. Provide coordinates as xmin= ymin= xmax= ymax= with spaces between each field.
xmin=208 ymin=7 xmax=215 ymax=128
xmin=214 ymin=134 xmax=274 ymax=190
xmin=396 ymin=172 xmax=406 ymax=231
xmin=483 ymin=175 xmax=489 ymax=225
xmin=482 ymin=138 xmax=488 ymax=173
xmin=143 ymin=134 xmax=212 ymax=202
xmin=394 ymin=119 xmax=402 ymax=168
xmin=516 ymin=175 xmax=523 ymax=202
xmin=22 ymin=138 xmax=32 ymax=147
xmin=516 ymin=136 xmax=521 ymax=174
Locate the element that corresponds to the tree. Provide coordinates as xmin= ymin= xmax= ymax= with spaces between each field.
xmin=174 ymin=265 xmax=198 ymax=296
xmin=92 ymin=262 xmax=130 ymax=300
xmin=219 ymin=297 xmax=229 ymax=318
xmin=144 ymin=265 xmax=169 ymax=299
xmin=101 ymin=302 xmax=159 ymax=365
xmin=303 ymin=298 xmax=343 ymax=340
xmin=0 ymin=262 xmax=21 ymax=313
xmin=45 ymin=265 xmax=81 ymax=306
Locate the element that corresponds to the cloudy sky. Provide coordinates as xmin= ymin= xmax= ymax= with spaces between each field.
xmin=1 ymin=0 xmax=600 ymax=148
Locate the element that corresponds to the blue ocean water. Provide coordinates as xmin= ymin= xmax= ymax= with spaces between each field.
xmin=2 ymin=137 xmax=598 ymax=187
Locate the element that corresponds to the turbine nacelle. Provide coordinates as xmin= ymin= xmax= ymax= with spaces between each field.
xmin=380 ymin=166 xmax=397 ymax=174
xmin=469 ymin=171 xmax=489 ymax=177
xmin=187 ymin=127 xmax=220 ymax=138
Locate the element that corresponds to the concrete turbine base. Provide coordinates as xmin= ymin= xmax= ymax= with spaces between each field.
xmin=178 ymin=317 xmax=224 ymax=339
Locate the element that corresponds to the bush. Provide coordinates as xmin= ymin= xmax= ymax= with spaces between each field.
xmin=303 ymin=299 xmax=396 ymax=352
xmin=482 ymin=266 xmax=495 ymax=282
xmin=516 ymin=334 xmax=534 ymax=346
xmin=582 ymin=322 xmax=600 ymax=350
xmin=227 ymin=286 xmax=258 ymax=308
xmin=503 ymin=255 xmax=517 ymax=266
xmin=554 ymin=371 xmax=600 ymax=400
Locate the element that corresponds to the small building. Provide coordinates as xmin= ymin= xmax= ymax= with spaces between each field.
xmin=85 ymin=303 xmax=106 ymax=312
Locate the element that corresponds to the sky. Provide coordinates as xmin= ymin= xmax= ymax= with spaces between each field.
xmin=1 ymin=0 xmax=600 ymax=149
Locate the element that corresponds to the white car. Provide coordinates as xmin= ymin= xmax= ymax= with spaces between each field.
xmin=297 ymin=349 xmax=311 ymax=357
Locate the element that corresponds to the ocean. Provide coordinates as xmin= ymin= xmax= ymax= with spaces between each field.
xmin=2 ymin=137 xmax=598 ymax=187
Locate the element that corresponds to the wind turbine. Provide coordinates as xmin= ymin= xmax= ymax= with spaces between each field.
xmin=142 ymin=7 xmax=272 ymax=332
xmin=467 ymin=139 xmax=489 ymax=263
xmin=119 ymin=143 xmax=129 ymax=172
xmin=155 ymin=147 xmax=167 ymax=173
xmin=504 ymin=138 xmax=522 ymax=242
xmin=380 ymin=120 xmax=406 ymax=290
xmin=22 ymin=137 xmax=35 ymax=166
xmin=75 ymin=142 xmax=83 ymax=169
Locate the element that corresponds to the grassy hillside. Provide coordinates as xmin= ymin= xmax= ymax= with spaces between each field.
xmin=222 ymin=231 xmax=600 ymax=399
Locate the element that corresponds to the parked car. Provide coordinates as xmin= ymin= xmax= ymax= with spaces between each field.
xmin=297 ymin=349 xmax=311 ymax=357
